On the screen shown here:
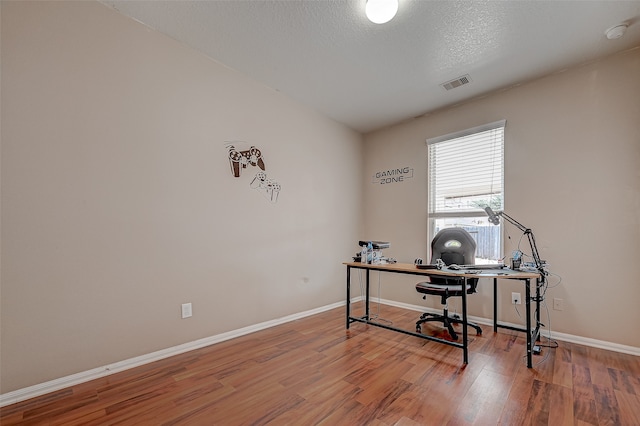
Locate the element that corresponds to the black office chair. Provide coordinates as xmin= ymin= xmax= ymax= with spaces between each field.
xmin=415 ymin=227 xmax=483 ymax=340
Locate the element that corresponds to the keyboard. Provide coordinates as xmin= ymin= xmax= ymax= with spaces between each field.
xmin=449 ymin=264 xmax=505 ymax=270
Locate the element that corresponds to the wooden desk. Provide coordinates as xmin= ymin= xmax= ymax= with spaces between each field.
xmin=343 ymin=262 xmax=542 ymax=368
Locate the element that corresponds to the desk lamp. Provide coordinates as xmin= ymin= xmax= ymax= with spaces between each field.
xmin=484 ymin=207 xmax=546 ymax=278
xmin=485 ymin=207 xmax=549 ymax=357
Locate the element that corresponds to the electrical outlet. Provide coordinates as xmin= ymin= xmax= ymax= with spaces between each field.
xmin=181 ymin=303 xmax=192 ymax=318
xmin=512 ymin=292 xmax=521 ymax=305
xmin=553 ymin=298 xmax=564 ymax=311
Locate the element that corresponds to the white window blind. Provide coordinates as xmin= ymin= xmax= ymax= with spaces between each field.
xmin=427 ymin=120 xmax=505 ymax=216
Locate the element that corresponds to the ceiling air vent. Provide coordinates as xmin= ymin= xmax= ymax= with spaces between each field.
xmin=441 ymin=74 xmax=472 ymax=91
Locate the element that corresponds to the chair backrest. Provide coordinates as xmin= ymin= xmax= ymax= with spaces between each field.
xmin=430 ymin=227 xmax=476 ymax=266
xmin=429 ymin=227 xmax=478 ymax=287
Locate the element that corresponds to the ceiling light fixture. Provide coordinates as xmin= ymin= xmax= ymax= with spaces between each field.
xmin=365 ymin=0 xmax=399 ymax=24
xmin=605 ymin=24 xmax=628 ymax=40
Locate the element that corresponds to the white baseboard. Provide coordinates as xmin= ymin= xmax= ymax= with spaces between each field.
xmin=2 ymin=296 xmax=638 ymax=407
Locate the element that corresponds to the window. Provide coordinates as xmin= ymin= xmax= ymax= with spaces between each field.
xmin=427 ymin=120 xmax=505 ymax=264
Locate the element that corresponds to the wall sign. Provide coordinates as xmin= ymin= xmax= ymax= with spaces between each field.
xmin=372 ymin=166 xmax=414 ymax=185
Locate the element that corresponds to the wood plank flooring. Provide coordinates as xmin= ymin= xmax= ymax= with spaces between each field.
xmin=2 ymin=303 xmax=639 ymax=425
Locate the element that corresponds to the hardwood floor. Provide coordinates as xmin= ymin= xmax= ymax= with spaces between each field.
xmin=2 ymin=303 xmax=639 ymax=425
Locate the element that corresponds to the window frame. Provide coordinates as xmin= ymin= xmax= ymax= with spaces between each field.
xmin=426 ymin=120 xmax=506 ymax=263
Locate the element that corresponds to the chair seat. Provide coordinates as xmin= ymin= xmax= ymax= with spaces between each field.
xmin=416 ymin=281 xmax=472 ymax=296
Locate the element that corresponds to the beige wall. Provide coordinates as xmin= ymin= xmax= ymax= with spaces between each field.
xmin=0 ymin=1 xmax=363 ymax=393
xmin=363 ymin=47 xmax=640 ymax=348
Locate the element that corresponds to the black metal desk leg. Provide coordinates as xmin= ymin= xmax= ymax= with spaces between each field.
xmin=365 ymin=269 xmax=370 ymax=321
xmin=525 ymin=278 xmax=532 ymax=368
xmin=536 ymin=277 xmax=542 ymax=342
xmin=346 ymin=266 xmax=351 ymax=329
xmin=462 ymin=278 xmax=468 ymax=364
xmin=493 ymin=278 xmax=498 ymax=333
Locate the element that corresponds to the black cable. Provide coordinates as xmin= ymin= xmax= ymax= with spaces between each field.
xmin=356 ymin=269 xmax=392 ymax=325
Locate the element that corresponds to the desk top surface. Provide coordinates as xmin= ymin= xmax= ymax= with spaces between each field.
xmin=343 ymin=261 xmax=540 ymax=279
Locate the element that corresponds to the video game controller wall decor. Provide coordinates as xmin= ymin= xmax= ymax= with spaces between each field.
xmin=250 ymin=171 xmax=281 ymax=203
xmin=224 ymin=142 xmax=281 ymax=203
xmin=228 ymin=145 xmax=265 ymax=178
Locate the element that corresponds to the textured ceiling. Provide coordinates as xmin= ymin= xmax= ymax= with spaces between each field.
xmin=100 ymin=0 xmax=640 ymax=133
